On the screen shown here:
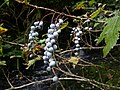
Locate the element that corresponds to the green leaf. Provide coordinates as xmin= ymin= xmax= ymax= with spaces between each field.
xmin=4 ymin=0 xmax=9 ymax=6
xmin=0 ymin=61 xmax=6 ymax=66
xmin=97 ymin=14 xmax=120 ymax=57
xmin=72 ymin=1 xmax=86 ymax=11
xmin=0 ymin=47 xmax=3 ymax=56
xmin=90 ymin=4 xmax=105 ymax=19
xmin=26 ymin=56 xmax=41 ymax=69
xmin=89 ymin=0 xmax=95 ymax=6
xmin=59 ymin=22 xmax=69 ymax=30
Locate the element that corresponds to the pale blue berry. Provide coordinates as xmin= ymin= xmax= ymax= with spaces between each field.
xmin=53 ymin=44 xmax=57 ymax=50
xmin=39 ymin=21 xmax=43 ymax=26
xmin=50 ymin=24 xmax=55 ymax=29
xmin=57 ymin=29 xmax=61 ymax=33
xmin=49 ymin=60 xmax=56 ymax=67
xmin=49 ymin=57 xmax=54 ymax=62
xmin=74 ymin=40 xmax=79 ymax=44
xmin=46 ymin=42 xmax=52 ymax=47
xmin=46 ymin=66 xmax=51 ymax=71
xmin=53 ymin=76 xmax=58 ymax=82
xmin=56 ymin=23 xmax=60 ymax=28
xmin=31 ymin=26 xmax=35 ymax=30
xmin=58 ymin=19 xmax=63 ymax=24
xmin=53 ymin=32 xmax=58 ymax=37
xmin=51 ymin=39 xmax=56 ymax=44
xmin=48 ymin=29 xmax=54 ymax=34
xmin=75 ymin=52 xmax=79 ymax=56
xmin=47 ymin=51 xmax=52 ymax=58
xmin=34 ymin=21 xmax=39 ymax=26
xmin=48 ymin=47 xmax=54 ymax=52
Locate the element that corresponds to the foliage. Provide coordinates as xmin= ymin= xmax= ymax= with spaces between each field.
xmin=0 ymin=0 xmax=120 ymax=89
xmin=97 ymin=11 xmax=120 ymax=57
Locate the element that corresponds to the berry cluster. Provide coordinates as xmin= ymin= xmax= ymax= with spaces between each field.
xmin=71 ymin=27 xmax=82 ymax=56
xmin=27 ymin=21 xmax=43 ymax=58
xmin=43 ymin=19 xmax=64 ymax=82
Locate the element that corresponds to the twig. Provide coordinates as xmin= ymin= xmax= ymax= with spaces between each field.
xmin=2 ymin=68 xmax=14 ymax=88
xmin=15 ymin=0 xmax=87 ymax=20
xmin=55 ymin=67 xmax=120 ymax=90
xmin=3 ymin=40 xmax=24 ymax=47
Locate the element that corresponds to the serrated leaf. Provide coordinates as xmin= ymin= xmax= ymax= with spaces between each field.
xmin=59 ymin=22 xmax=69 ymax=30
xmin=97 ymin=15 xmax=120 ymax=57
xmin=68 ymin=57 xmax=79 ymax=64
xmin=89 ymin=4 xmax=105 ymax=19
xmin=0 ymin=61 xmax=6 ymax=66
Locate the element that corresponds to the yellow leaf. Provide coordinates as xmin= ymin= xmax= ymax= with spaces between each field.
xmin=0 ymin=26 xmax=8 ymax=34
xmin=68 ymin=57 xmax=79 ymax=64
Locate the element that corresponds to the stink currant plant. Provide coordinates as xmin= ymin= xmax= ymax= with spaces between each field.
xmin=71 ymin=27 xmax=82 ymax=56
xmin=43 ymin=19 xmax=63 ymax=82
xmin=27 ymin=21 xmax=43 ymax=58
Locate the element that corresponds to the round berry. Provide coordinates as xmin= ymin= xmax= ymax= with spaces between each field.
xmin=50 ymin=24 xmax=55 ymax=29
xmin=49 ymin=60 xmax=56 ymax=67
xmin=76 ymin=44 xmax=80 ymax=47
xmin=31 ymin=26 xmax=35 ymax=30
xmin=49 ymin=57 xmax=54 ymax=62
xmin=47 ymin=51 xmax=52 ymax=58
xmin=58 ymin=19 xmax=63 ymax=24
xmin=76 ymin=27 xmax=80 ymax=31
xmin=57 ymin=29 xmax=61 ymax=33
xmin=48 ymin=34 xmax=54 ymax=39
xmin=34 ymin=21 xmax=39 ymax=26
xmin=44 ymin=46 xmax=47 ymax=50
xmin=51 ymin=39 xmax=56 ymax=44
xmin=46 ymin=42 xmax=52 ymax=47
xmin=48 ymin=29 xmax=54 ymax=34
xmin=28 ymin=43 xmax=32 ymax=48
xmin=29 ymin=54 xmax=33 ymax=58
xmin=53 ymin=32 xmax=58 ymax=38
xmin=84 ymin=27 xmax=89 ymax=30
xmin=43 ymin=55 xmax=48 ymax=60
xmin=76 ymin=32 xmax=80 ymax=37
xmin=89 ymin=27 xmax=92 ymax=30
xmin=75 ymin=52 xmax=79 ymax=56
xmin=53 ymin=76 xmax=58 ymax=82
xmin=72 ymin=27 xmax=75 ymax=30
xmin=78 ymin=31 xmax=82 ymax=34
xmin=46 ymin=66 xmax=51 ymax=71
xmin=48 ymin=47 xmax=54 ymax=52
xmin=53 ymin=44 xmax=57 ymax=50
xmin=39 ymin=21 xmax=43 ymax=26
xmin=29 ymin=36 xmax=33 ymax=40
xmin=56 ymin=23 xmax=60 ymax=28
xmin=44 ymin=51 xmax=47 ymax=55
xmin=44 ymin=60 xmax=48 ymax=64
xmin=74 ymin=37 xmax=78 ymax=40
xmin=32 ymin=32 xmax=37 ymax=37
xmin=74 ymin=40 xmax=79 ymax=44
xmin=46 ymin=38 xmax=51 ymax=43
xmin=74 ymin=48 xmax=79 ymax=51
xmin=36 ymin=26 xmax=41 ymax=29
